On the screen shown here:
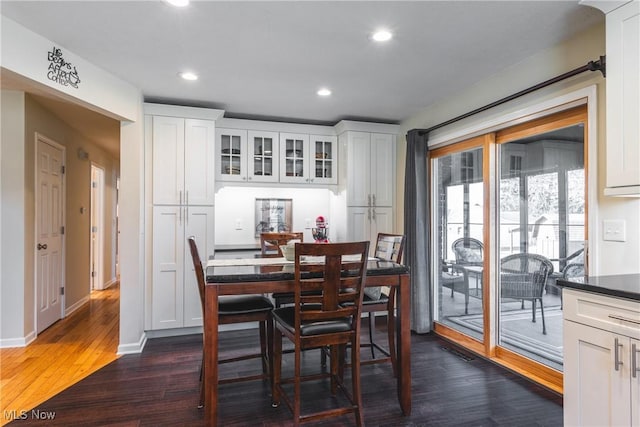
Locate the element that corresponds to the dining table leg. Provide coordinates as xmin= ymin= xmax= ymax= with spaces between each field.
xmin=397 ymin=273 xmax=412 ymax=415
xmin=204 ymin=284 xmax=220 ymax=426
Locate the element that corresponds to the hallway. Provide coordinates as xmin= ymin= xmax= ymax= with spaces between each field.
xmin=0 ymin=284 xmax=119 ymax=425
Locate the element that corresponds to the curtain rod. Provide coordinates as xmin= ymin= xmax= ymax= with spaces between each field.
xmin=414 ymin=55 xmax=605 ymax=137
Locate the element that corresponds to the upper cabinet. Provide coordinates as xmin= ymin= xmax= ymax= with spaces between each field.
xmin=279 ymin=133 xmax=338 ymax=184
xmin=216 ymin=128 xmax=281 ymax=183
xmin=344 ymin=131 xmax=395 ymax=207
xmin=150 ymin=115 xmax=216 ymax=206
xmin=604 ymin=1 xmax=640 ymax=196
xmin=584 ymin=1 xmax=640 ymax=196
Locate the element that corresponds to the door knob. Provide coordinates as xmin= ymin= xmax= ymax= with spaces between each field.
xmin=37 ymin=243 xmax=48 ymax=250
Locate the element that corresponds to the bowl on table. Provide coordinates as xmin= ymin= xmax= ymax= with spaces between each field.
xmin=279 ymin=244 xmax=295 ymax=261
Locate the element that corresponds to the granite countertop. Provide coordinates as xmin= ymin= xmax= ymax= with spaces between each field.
xmin=214 ymin=244 xmax=261 ymax=251
xmin=557 ymin=273 xmax=640 ymax=302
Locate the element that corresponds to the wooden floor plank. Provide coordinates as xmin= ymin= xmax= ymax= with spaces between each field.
xmin=2 ymin=282 xmax=563 ymax=426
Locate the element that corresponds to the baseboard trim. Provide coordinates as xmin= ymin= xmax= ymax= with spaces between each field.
xmin=102 ymin=278 xmax=118 ymax=290
xmin=65 ymin=295 xmax=90 ymax=317
xmin=117 ymin=332 xmax=147 ymax=355
xmin=0 ymin=330 xmax=37 ymax=348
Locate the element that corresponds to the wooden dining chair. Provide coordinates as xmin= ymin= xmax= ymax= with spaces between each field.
xmin=260 ymin=231 xmax=304 ymax=258
xmin=359 ymin=233 xmax=405 ymax=375
xmin=271 ymin=241 xmax=370 ymax=426
xmin=260 ymin=231 xmax=304 ymax=307
xmin=187 ymin=236 xmax=274 ymax=409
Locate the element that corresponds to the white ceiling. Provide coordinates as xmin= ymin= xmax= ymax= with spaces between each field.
xmin=0 ymin=1 xmax=603 ymax=157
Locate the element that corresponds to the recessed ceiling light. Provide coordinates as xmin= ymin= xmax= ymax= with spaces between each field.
xmin=372 ymin=29 xmax=392 ymax=42
xmin=317 ymin=88 xmax=332 ymax=97
xmin=165 ymin=0 xmax=189 ymax=7
xmin=179 ymin=71 xmax=198 ymax=81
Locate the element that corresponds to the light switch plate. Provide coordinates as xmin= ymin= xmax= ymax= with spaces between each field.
xmin=603 ymin=219 xmax=626 ymax=242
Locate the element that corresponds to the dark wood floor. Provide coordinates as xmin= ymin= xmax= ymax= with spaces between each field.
xmin=8 ymin=325 xmax=563 ymax=426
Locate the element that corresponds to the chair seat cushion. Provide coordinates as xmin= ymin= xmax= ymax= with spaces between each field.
xmin=273 ymin=306 xmax=352 ymax=336
xmin=219 ymin=295 xmax=274 ymax=315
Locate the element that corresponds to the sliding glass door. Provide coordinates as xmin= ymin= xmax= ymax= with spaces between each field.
xmin=431 ymin=106 xmax=587 ymax=388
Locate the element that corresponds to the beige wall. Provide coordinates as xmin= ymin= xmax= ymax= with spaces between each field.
xmin=397 ymin=21 xmax=640 ymax=275
xmin=25 ymin=94 xmax=120 ymax=313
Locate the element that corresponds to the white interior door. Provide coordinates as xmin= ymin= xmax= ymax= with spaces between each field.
xmin=36 ymin=135 xmax=65 ymax=333
xmin=90 ymin=164 xmax=105 ymax=290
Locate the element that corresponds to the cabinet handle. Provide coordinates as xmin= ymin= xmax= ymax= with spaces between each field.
xmin=372 ymin=208 xmax=376 ymax=221
xmin=368 ymin=194 xmax=372 ymax=207
xmin=614 ymin=338 xmax=623 ymax=371
xmin=368 ymin=208 xmax=371 ymax=221
xmin=372 ymin=194 xmax=376 ymax=207
xmin=186 ymin=191 xmax=189 ymax=206
xmin=185 ymin=206 xmax=188 ymax=224
xmin=608 ymin=314 xmax=640 ymax=325
xmin=179 ymin=205 xmax=182 ymax=225
xmin=179 ymin=191 xmax=182 ymax=206
xmin=633 ymin=343 xmax=639 ymax=378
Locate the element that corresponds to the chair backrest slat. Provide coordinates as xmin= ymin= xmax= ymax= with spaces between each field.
xmin=293 ymin=241 xmax=369 ymax=332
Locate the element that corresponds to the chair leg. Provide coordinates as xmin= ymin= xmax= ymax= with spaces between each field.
xmin=271 ymin=329 xmax=282 ymax=408
xmin=387 ymin=291 xmax=398 ymax=377
xmin=259 ymin=321 xmax=269 ymax=374
xmin=539 ymin=298 xmax=546 ymax=335
xmin=293 ymin=338 xmax=302 ymax=426
xmin=531 ymin=299 xmax=537 ymax=323
xmin=368 ymin=312 xmax=376 ymax=359
xmin=351 ymin=336 xmax=364 ymax=427
xmin=198 ymin=350 xmax=204 ymax=408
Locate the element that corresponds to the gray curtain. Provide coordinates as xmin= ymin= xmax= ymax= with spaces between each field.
xmin=403 ymin=129 xmax=431 ymax=333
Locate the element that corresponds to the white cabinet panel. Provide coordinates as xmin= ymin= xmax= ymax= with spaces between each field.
xmin=151 ymin=205 xmax=214 ymax=330
xmin=152 ymin=116 xmax=215 ymax=205
xmin=309 ymin=134 xmax=338 ymax=185
xmin=346 ymin=132 xmax=371 ymax=207
xmin=371 ymin=133 xmax=395 ymax=207
xmin=604 ymin=1 xmax=640 ymax=195
xmin=152 ymin=116 xmax=185 ymax=205
xmin=279 ymin=132 xmax=310 ymax=183
xmin=247 ymin=130 xmax=279 ymax=183
xmin=563 ymin=288 xmax=640 ymax=426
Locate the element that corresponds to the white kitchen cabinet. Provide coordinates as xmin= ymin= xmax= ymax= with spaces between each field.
xmin=216 ymin=128 xmax=282 ymax=183
xmin=340 ymin=130 xmax=395 ymax=246
xmin=587 ymin=1 xmax=640 ymax=196
xmin=563 ymin=289 xmax=640 ymax=426
xmin=151 ymin=205 xmax=214 ymax=329
xmin=279 ymin=133 xmax=337 ymax=184
xmin=248 ymin=130 xmax=279 ymax=183
xmin=151 ymin=116 xmax=216 ymax=205
xmin=347 ymin=206 xmax=394 ymax=243
xmin=345 ymin=132 xmax=395 ymax=207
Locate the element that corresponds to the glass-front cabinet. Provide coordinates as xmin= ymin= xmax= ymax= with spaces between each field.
xmin=279 ymin=133 xmax=337 ymax=184
xmin=216 ymin=128 xmax=246 ymax=182
xmin=248 ymin=130 xmax=279 ymax=182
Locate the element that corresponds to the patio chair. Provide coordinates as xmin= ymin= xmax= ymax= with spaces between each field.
xmin=452 ymin=237 xmax=483 ymax=266
xmin=500 ymin=253 xmax=554 ymax=334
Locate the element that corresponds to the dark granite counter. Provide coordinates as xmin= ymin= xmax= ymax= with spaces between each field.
xmin=557 ymin=273 xmax=640 ymax=302
xmin=214 ymin=244 xmax=261 ymax=252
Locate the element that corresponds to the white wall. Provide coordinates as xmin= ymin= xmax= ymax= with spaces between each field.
xmin=214 ymin=185 xmax=341 ymax=246
xmin=397 ymin=21 xmax=640 ymax=276
xmin=0 ymin=91 xmax=28 ymax=346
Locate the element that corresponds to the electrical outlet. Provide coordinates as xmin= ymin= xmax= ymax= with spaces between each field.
xmin=305 ymin=218 xmax=312 ymax=229
xmin=235 ymin=219 xmax=243 ymax=230
xmin=603 ymin=219 xmax=626 ymax=242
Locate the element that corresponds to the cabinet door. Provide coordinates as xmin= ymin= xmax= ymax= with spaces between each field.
xmin=309 ymin=135 xmax=338 ymax=185
xmin=347 ymin=207 xmax=371 ymax=242
xmin=280 ymin=133 xmax=310 ymax=183
xmin=183 ymin=205 xmax=215 ymax=327
xmin=248 ymin=130 xmax=279 ymax=183
xmin=184 ymin=119 xmax=216 ymax=205
xmin=564 ymin=320 xmax=631 ymax=427
xmin=152 ymin=116 xmax=185 ymax=205
xmin=152 ymin=206 xmax=184 ymax=329
xmin=216 ymin=128 xmax=247 ymax=182
xmin=346 ymin=132 xmax=371 ymax=206
xmin=606 ymin=1 xmax=640 ymax=191
xmin=371 ymin=133 xmax=395 ymax=207
xmin=372 ymin=207 xmax=394 ymax=237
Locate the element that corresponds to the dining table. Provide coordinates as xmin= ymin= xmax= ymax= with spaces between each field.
xmin=204 ymin=256 xmax=412 ymax=426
